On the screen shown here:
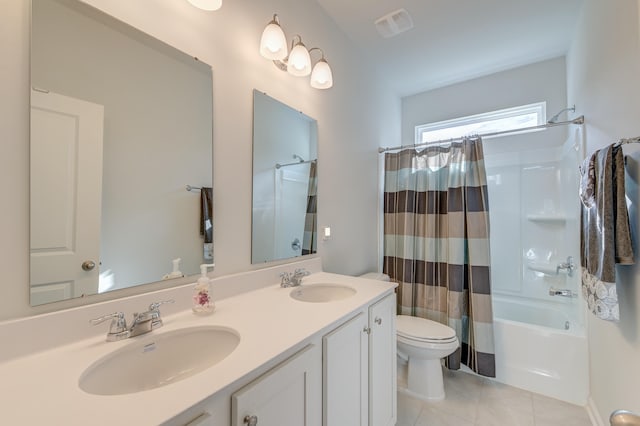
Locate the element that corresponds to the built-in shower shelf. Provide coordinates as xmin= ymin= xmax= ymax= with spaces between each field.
xmin=526 ymin=214 xmax=567 ymax=223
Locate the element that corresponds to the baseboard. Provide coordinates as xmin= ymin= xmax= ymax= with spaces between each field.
xmin=587 ymin=397 xmax=606 ymax=426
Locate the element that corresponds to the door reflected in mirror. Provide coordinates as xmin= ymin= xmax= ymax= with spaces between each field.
xmin=252 ymin=91 xmax=318 ymax=264
xmin=30 ymin=0 xmax=213 ymax=306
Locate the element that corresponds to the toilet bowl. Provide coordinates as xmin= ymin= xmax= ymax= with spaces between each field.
xmin=396 ymin=315 xmax=459 ymax=401
xmin=358 ymin=272 xmax=459 ymax=401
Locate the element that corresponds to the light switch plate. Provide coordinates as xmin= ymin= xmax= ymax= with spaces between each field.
xmin=322 ymin=226 xmax=331 ymax=241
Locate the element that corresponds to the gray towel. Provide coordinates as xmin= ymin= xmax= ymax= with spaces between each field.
xmin=580 ymin=145 xmax=634 ymax=321
xmin=200 ymin=187 xmax=213 ymax=243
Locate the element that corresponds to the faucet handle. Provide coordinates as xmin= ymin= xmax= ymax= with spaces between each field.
xmin=148 ymin=299 xmax=175 ymax=312
xmin=294 ymin=268 xmax=310 ymax=276
xmin=280 ymin=272 xmax=292 ymax=287
xmin=89 ymin=312 xmax=130 ymax=341
xmin=90 ymin=311 xmax=126 ymax=328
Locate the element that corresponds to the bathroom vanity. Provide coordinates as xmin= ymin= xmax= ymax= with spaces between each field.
xmin=0 ymin=262 xmax=396 ymax=426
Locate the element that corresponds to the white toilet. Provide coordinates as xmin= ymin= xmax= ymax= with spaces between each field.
xmin=359 ymin=272 xmax=460 ymax=401
xmin=396 ymin=315 xmax=459 ymax=401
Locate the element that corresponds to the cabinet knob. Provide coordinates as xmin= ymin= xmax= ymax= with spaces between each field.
xmin=363 ymin=326 xmax=371 ymax=334
xmin=375 ymin=317 xmax=382 ymax=325
xmin=243 ymin=415 xmax=258 ymax=426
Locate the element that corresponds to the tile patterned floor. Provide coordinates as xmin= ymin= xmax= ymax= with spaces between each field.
xmin=397 ymin=368 xmax=592 ymax=426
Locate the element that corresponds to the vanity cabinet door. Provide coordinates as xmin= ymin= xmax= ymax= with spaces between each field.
xmin=323 ymin=312 xmax=369 ymax=426
xmin=323 ymin=293 xmax=397 ymax=426
xmin=369 ymin=293 xmax=397 ymax=426
xmin=232 ymin=344 xmax=322 ymax=426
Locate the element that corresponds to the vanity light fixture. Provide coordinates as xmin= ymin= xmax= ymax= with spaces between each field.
xmin=259 ymin=14 xmax=333 ymax=89
xmin=260 ymin=15 xmax=288 ymax=60
xmin=287 ymin=37 xmax=312 ymax=76
xmin=309 ymin=49 xmax=333 ymax=89
xmin=186 ymin=0 xmax=222 ymax=11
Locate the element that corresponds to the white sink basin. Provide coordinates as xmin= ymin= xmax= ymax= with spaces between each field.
xmin=290 ymin=284 xmax=356 ymax=303
xmin=79 ymin=326 xmax=240 ymax=395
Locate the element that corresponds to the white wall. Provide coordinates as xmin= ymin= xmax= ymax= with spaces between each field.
xmin=566 ymin=0 xmax=640 ymax=418
xmin=0 ymin=0 xmax=400 ymax=320
xmin=401 ymin=57 xmax=568 ymax=147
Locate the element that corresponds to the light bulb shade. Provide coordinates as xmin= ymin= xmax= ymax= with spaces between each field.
xmin=310 ymin=59 xmax=333 ymax=89
xmin=187 ymin=0 xmax=222 ymax=11
xmin=260 ymin=21 xmax=288 ymax=60
xmin=287 ymin=43 xmax=311 ymax=76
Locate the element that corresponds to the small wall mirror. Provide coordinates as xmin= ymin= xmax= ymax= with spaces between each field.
xmin=251 ymin=91 xmax=318 ymax=264
xmin=30 ymin=0 xmax=214 ymax=306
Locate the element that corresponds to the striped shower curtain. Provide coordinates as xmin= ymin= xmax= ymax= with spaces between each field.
xmin=383 ymin=138 xmax=496 ymax=377
xmin=302 ymin=161 xmax=317 ymax=255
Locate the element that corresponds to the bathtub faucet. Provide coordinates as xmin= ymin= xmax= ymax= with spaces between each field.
xmin=549 ymin=287 xmax=578 ymax=298
xmin=556 ymin=256 xmax=575 ymax=277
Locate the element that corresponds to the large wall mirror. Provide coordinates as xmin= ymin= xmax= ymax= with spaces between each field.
xmin=252 ymin=91 xmax=318 ymax=264
xmin=30 ymin=0 xmax=214 ymax=306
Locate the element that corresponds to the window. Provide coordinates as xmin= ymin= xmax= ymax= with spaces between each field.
xmin=415 ymin=102 xmax=546 ymax=144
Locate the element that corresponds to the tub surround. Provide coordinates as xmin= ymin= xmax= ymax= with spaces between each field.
xmin=0 ymin=259 xmax=396 ymax=424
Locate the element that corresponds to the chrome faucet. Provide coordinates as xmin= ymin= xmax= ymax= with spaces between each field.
xmin=280 ymin=268 xmax=310 ymax=288
xmin=129 ymin=300 xmax=174 ymax=337
xmin=90 ymin=299 xmax=174 ymax=341
xmin=556 ymin=256 xmax=575 ymax=277
xmin=89 ymin=312 xmax=130 ymax=342
xmin=549 ymin=287 xmax=578 ymax=298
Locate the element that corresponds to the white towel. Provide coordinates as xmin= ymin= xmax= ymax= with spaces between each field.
xmin=579 ymin=151 xmax=596 ymax=208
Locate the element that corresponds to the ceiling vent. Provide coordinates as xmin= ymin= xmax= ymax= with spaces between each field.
xmin=374 ymin=8 xmax=414 ymax=38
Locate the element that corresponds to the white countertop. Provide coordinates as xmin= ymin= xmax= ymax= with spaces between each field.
xmin=0 ymin=272 xmax=395 ymax=425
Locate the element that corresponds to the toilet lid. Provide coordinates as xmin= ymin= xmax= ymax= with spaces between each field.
xmin=396 ymin=315 xmax=457 ymax=341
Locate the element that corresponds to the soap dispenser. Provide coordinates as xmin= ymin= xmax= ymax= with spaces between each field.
xmin=162 ymin=258 xmax=184 ymax=280
xmin=193 ymin=263 xmax=215 ymax=315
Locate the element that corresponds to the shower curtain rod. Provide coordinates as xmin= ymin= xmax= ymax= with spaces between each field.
xmin=378 ymin=115 xmax=585 ymax=153
xmin=275 ymin=159 xmax=317 ymax=169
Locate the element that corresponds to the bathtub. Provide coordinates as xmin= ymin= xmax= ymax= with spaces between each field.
xmin=492 ymin=295 xmax=589 ymax=405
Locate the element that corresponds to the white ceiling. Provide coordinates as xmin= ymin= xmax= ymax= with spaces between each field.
xmin=315 ymin=0 xmax=584 ymax=97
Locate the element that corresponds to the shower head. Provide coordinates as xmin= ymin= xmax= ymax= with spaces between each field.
xmin=547 ymin=105 xmax=576 ymax=124
xmin=293 ymin=154 xmax=305 ymax=162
